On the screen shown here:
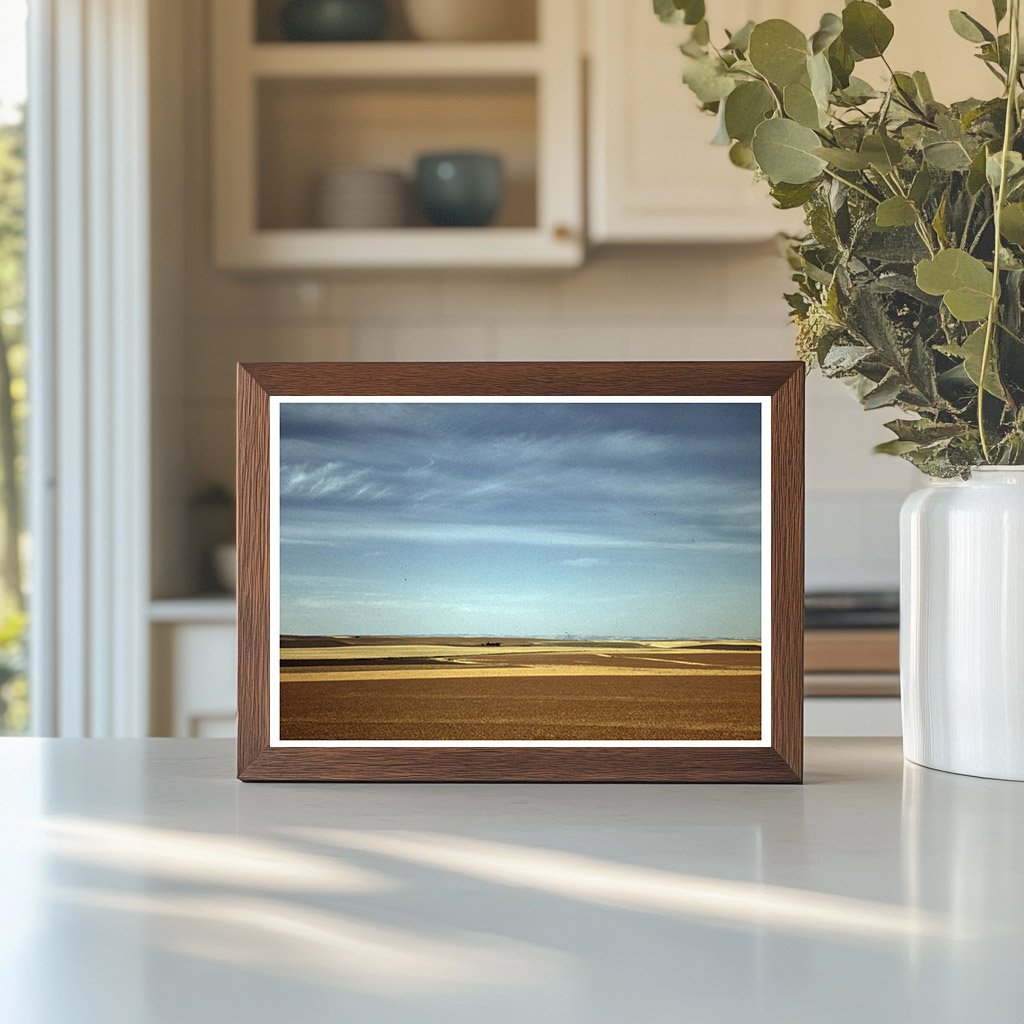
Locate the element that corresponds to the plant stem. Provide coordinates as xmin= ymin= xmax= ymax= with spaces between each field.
xmin=968 ymin=212 xmax=994 ymax=253
xmin=881 ymin=54 xmax=929 ymax=119
xmin=979 ymin=0 xmax=1021 ymax=462
xmin=822 ymin=167 xmax=881 ymax=205
xmin=884 ymin=171 xmax=939 ymax=254
xmin=962 ymin=191 xmax=980 ymax=248
xmin=749 ymin=69 xmax=784 ymax=117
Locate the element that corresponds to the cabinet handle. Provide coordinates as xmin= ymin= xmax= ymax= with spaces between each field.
xmin=553 ymin=224 xmax=574 ymax=241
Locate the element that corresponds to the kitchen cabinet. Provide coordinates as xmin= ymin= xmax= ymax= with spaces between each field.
xmin=587 ymin=0 xmax=813 ymax=243
xmin=586 ymin=0 xmax=998 ymax=244
xmin=211 ymin=0 xmax=583 ymax=269
xmin=150 ymin=600 xmax=237 ymax=738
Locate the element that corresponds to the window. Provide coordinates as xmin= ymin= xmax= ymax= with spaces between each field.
xmin=0 ymin=0 xmax=28 ymax=734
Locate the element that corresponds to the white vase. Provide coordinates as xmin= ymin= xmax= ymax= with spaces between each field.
xmin=900 ymin=467 xmax=1024 ymax=780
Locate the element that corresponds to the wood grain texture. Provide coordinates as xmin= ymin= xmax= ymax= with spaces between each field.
xmin=770 ymin=365 xmax=804 ymax=782
xmin=236 ymin=365 xmax=270 ymax=778
xmin=236 ymin=361 xmax=805 ymax=783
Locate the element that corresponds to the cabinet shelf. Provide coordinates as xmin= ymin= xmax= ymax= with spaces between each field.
xmin=218 ymin=226 xmax=579 ymax=270
xmin=212 ymin=0 xmax=582 ymax=269
xmin=249 ymin=42 xmax=544 ymax=78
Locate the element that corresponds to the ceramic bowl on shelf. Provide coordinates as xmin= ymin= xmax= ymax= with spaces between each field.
xmin=315 ymin=167 xmax=408 ymax=228
xmin=403 ymin=0 xmax=534 ymax=42
xmin=414 ymin=152 xmax=504 ymax=227
xmin=280 ymin=0 xmax=388 ymax=42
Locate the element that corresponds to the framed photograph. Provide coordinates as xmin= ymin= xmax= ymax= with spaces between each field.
xmin=237 ymin=362 xmax=804 ymax=782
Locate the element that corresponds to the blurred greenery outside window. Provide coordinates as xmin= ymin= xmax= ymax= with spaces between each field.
xmin=0 ymin=0 xmax=29 ymax=733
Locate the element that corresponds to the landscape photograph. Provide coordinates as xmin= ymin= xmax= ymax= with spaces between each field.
xmin=276 ymin=399 xmax=765 ymax=743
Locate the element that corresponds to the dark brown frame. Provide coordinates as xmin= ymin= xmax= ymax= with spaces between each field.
xmin=237 ymin=362 xmax=804 ymax=782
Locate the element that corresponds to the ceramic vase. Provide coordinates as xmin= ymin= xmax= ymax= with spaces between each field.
xmin=415 ymin=152 xmax=504 ymax=227
xmin=900 ymin=467 xmax=1024 ymax=780
xmin=403 ymin=0 xmax=533 ymax=41
xmin=280 ymin=0 xmax=388 ymax=42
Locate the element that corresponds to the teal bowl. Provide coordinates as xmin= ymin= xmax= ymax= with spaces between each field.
xmin=415 ymin=152 xmax=505 ymax=228
xmin=281 ymin=0 xmax=388 ymax=42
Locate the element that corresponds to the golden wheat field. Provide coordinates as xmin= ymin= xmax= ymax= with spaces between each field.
xmin=279 ymin=635 xmax=762 ymax=742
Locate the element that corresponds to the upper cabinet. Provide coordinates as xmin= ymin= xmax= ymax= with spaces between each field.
xmin=211 ymin=0 xmax=1005 ymax=266
xmin=211 ymin=0 xmax=583 ymax=269
xmin=587 ymin=0 xmax=818 ymax=244
xmin=586 ymin=0 xmax=1000 ymax=245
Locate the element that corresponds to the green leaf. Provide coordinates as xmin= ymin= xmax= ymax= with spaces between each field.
xmin=922 ymin=140 xmax=973 ymax=171
xmin=913 ymin=71 xmax=935 ymax=104
xmin=948 ymin=10 xmax=994 ymax=44
xmin=876 ymin=197 xmax=918 ymax=228
xmin=653 ymin=0 xmax=681 ymax=24
xmin=683 ymin=1 xmax=706 ymax=27
xmin=837 ymin=76 xmax=879 ymax=104
xmin=810 ymin=12 xmax=843 ymax=54
xmin=724 ymin=20 xmax=755 ymax=53
xmin=932 ymin=190 xmax=950 ymax=246
xmin=784 ymin=80 xmax=824 ymax=129
xmin=891 ymin=72 xmax=925 ymax=113
xmin=909 ymin=164 xmax=933 ymax=205
xmin=986 ymin=150 xmax=1024 ymax=191
xmin=885 ymin=418 xmax=964 ymax=443
xmin=993 ymin=0 xmax=1008 ymax=24
xmin=827 ymin=35 xmax=856 ymax=88
xmin=862 ymin=374 xmax=903 ymax=409
xmin=723 ymin=81 xmax=775 ymax=144
xmin=680 ymin=36 xmax=708 ymax=59
xmin=915 ymin=249 xmax=994 ymax=322
xmin=860 ymin=133 xmax=904 ymax=173
xmin=680 ymin=20 xmax=710 ymax=57
xmin=729 ymin=140 xmax=757 ymax=170
xmin=939 ymin=325 xmax=1006 ymax=397
xmin=979 ymin=32 xmax=1015 ymax=74
xmin=682 ymin=57 xmax=736 ymax=104
xmin=1000 ymin=203 xmax=1024 ymax=244
xmin=748 ymin=20 xmax=809 ymax=86
xmin=842 ymin=1 xmax=895 ymax=59
xmin=751 ymin=118 xmax=828 ymax=184
xmin=771 ymin=180 xmax=820 ymax=209
xmin=814 ymin=145 xmax=872 ymax=170
xmin=875 ymin=439 xmax=921 ymax=455
xmin=808 ymin=51 xmax=833 ymax=109
xmin=653 ymin=0 xmax=705 ymax=26
xmin=967 ymin=144 xmax=991 ymax=193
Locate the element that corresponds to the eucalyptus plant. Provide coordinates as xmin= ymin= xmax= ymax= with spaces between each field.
xmin=657 ymin=0 xmax=1024 ymax=475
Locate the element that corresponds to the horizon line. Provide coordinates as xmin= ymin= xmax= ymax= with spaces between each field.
xmin=278 ymin=632 xmax=762 ymax=643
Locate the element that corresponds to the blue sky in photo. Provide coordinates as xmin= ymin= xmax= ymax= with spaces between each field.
xmin=278 ymin=401 xmax=763 ymax=639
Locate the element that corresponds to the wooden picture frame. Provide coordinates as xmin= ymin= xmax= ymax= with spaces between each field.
xmin=237 ymin=362 xmax=804 ymax=782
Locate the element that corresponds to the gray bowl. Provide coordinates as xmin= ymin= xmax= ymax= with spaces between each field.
xmin=415 ymin=152 xmax=505 ymax=228
xmin=280 ymin=0 xmax=388 ymax=42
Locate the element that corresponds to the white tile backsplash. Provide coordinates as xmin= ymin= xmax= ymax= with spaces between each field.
xmin=559 ymin=251 xmax=727 ymax=320
xmin=327 ymin=275 xmax=446 ymax=321
xmin=441 ymin=273 xmax=562 ymax=321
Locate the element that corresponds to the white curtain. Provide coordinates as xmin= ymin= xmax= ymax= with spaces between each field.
xmin=28 ymin=0 xmax=150 ymax=736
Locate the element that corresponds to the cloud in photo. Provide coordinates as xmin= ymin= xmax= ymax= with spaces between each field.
xmin=278 ymin=401 xmax=763 ymax=639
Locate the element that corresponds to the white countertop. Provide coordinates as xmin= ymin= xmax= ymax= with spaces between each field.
xmin=0 ymin=738 xmax=1020 ymax=1023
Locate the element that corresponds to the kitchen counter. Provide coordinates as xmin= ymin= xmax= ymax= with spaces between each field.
xmin=1 ymin=738 xmax=1020 ymax=1023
